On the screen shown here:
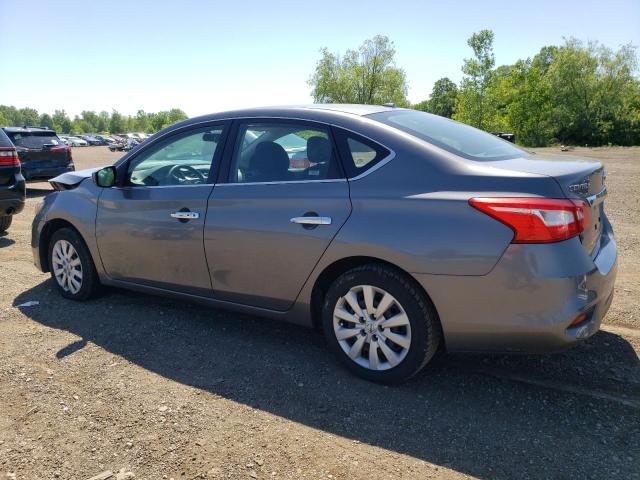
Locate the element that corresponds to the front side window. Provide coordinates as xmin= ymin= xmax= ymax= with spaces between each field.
xmin=369 ymin=110 xmax=526 ymax=161
xmin=127 ymin=126 xmax=223 ymax=187
xmin=229 ymin=122 xmax=342 ymax=183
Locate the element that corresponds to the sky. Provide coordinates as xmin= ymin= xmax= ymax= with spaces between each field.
xmin=0 ymin=0 xmax=638 ymax=118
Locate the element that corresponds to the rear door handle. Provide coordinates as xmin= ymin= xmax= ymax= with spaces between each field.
xmin=170 ymin=211 xmax=200 ymax=220
xmin=290 ymin=216 xmax=332 ymax=225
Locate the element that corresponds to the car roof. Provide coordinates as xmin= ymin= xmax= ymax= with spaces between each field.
xmin=181 ymin=104 xmax=404 ymax=131
xmin=3 ymin=126 xmax=56 ymax=134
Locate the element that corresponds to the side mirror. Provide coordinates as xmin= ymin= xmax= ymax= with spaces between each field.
xmin=92 ymin=166 xmax=116 ymax=188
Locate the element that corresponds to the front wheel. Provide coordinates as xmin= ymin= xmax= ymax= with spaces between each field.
xmin=0 ymin=216 xmax=12 ymax=233
xmin=322 ymin=264 xmax=441 ymax=384
xmin=48 ymin=228 xmax=101 ymax=300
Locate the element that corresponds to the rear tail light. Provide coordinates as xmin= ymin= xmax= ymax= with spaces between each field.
xmin=49 ymin=146 xmax=72 ymax=162
xmin=469 ymin=197 xmax=590 ymax=243
xmin=0 ymin=147 xmax=20 ymax=166
xmin=569 ymin=313 xmax=588 ymax=328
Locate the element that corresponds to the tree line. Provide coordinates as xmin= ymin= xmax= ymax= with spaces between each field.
xmin=0 ymin=106 xmax=188 ymax=135
xmin=310 ymin=32 xmax=640 ymax=146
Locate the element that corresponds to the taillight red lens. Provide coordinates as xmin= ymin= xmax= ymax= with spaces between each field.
xmin=0 ymin=147 xmax=20 ymax=166
xmin=469 ymin=197 xmax=590 ymax=243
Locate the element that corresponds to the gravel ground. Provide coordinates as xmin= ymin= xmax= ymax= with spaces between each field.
xmin=0 ymin=146 xmax=638 ymax=480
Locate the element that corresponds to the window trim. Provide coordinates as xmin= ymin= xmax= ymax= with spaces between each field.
xmin=220 ymin=118 xmax=346 ymax=186
xmin=114 ymin=122 xmax=229 ymax=189
xmin=332 ymin=127 xmax=393 ymax=180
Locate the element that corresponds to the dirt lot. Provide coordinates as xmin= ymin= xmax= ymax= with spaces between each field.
xmin=1 ymin=146 xmax=638 ymax=480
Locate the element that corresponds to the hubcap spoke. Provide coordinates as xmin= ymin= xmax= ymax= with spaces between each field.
xmin=378 ymin=340 xmax=401 ymax=367
xmin=368 ymin=341 xmax=380 ymax=370
xmin=348 ymin=336 xmax=366 ymax=359
xmin=381 ymin=330 xmax=411 ymax=349
xmin=375 ymin=292 xmax=394 ymax=319
xmin=363 ymin=285 xmax=375 ymax=316
xmin=334 ymin=307 xmax=359 ymax=324
xmin=344 ymin=291 xmax=365 ymax=318
xmin=381 ymin=313 xmax=410 ymax=329
xmin=335 ymin=327 xmax=361 ymax=341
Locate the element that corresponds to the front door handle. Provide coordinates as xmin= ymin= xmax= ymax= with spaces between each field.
xmin=290 ymin=216 xmax=332 ymax=225
xmin=170 ymin=211 xmax=200 ymax=220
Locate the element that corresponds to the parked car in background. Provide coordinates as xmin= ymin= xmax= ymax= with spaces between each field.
xmin=79 ymin=135 xmax=102 ymax=146
xmin=2 ymin=126 xmax=74 ymax=181
xmin=65 ymin=136 xmax=88 ymax=147
xmin=94 ymin=135 xmax=116 ymax=145
xmin=58 ymin=136 xmax=70 ymax=146
xmin=0 ymin=128 xmax=25 ymax=232
xmin=32 ymin=105 xmax=616 ymax=384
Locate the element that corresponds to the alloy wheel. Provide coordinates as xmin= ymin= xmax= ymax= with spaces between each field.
xmin=333 ymin=285 xmax=411 ymax=371
xmin=52 ymin=239 xmax=83 ymax=294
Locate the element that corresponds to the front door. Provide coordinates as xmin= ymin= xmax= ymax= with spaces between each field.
xmin=96 ymin=124 xmax=227 ymax=296
xmin=205 ymin=119 xmax=351 ymax=310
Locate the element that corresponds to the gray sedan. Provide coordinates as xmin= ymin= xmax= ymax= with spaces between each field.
xmin=32 ymin=105 xmax=617 ymax=383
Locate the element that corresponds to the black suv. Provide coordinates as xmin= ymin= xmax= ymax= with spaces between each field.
xmin=0 ymin=128 xmax=25 ymax=232
xmin=2 ymin=126 xmax=74 ymax=181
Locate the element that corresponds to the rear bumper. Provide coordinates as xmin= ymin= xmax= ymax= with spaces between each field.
xmin=414 ymin=226 xmax=618 ymax=353
xmin=0 ymin=174 xmax=26 ymax=216
xmin=23 ymin=163 xmax=75 ymax=181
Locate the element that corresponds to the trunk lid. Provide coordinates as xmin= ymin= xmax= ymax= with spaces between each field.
xmin=7 ymin=131 xmax=70 ymax=176
xmin=487 ymin=154 xmax=607 ymax=256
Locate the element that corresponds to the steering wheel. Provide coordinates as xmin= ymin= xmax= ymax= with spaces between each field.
xmin=168 ymin=164 xmax=206 ymax=185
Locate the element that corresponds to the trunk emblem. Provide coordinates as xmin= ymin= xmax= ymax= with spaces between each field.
xmin=569 ymin=179 xmax=591 ymax=194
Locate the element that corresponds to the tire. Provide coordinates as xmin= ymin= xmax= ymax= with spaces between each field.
xmin=322 ymin=264 xmax=441 ymax=384
xmin=0 ymin=216 xmax=12 ymax=233
xmin=48 ymin=227 xmax=100 ymax=301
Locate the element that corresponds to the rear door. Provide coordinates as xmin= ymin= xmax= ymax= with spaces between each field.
xmin=204 ymin=119 xmax=351 ymax=310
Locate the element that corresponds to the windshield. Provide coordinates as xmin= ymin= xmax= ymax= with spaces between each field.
xmin=369 ymin=110 xmax=526 ymax=161
xmin=6 ymin=131 xmax=62 ymax=149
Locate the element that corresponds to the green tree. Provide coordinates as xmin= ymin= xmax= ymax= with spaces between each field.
xmin=39 ymin=113 xmax=53 ymax=128
xmin=97 ymin=111 xmax=110 ymax=133
xmin=418 ymin=77 xmax=458 ymax=118
xmin=546 ymin=39 xmax=639 ymax=145
xmin=80 ymin=111 xmax=100 ymax=132
xmin=109 ymin=110 xmax=125 ymax=133
xmin=19 ymin=107 xmax=40 ymax=126
xmin=52 ymin=110 xmax=72 ymax=133
xmin=309 ymin=35 xmax=408 ymax=106
xmin=454 ymin=30 xmax=495 ymax=129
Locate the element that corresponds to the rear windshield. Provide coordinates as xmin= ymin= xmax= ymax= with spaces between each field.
xmin=6 ymin=131 xmax=62 ymax=149
xmin=369 ymin=110 xmax=526 ymax=161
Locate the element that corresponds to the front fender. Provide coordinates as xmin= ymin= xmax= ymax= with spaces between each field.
xmin=32 ymin=179 xmax=103 ymax=275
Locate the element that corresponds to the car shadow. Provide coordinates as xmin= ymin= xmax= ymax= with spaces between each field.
xmin=26 ymin=185 xmax=52 ymax=198
xmin=13 ymin=281 xmax=640 ymax=479
xmin=0 ymin=235 xmax=15 ymax=248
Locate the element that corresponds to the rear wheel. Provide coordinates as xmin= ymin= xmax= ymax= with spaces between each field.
xmin=48 ymin=228 xmax=100 ymax=300
xmin=0 ymin=216 xmax=12 ymax=233
xmin=322 ymin=264 xmax=441 ymax=384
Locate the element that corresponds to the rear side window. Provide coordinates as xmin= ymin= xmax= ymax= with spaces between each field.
xmin=334 ymin=129 xmax=390 ymax=178
xmin=6 ymin=132 xmax=62 ymax=149
xmin=229 ymin=121 xmax=343 ymax=183
xmin=0 ymin=129 xmax=13 ymax=148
